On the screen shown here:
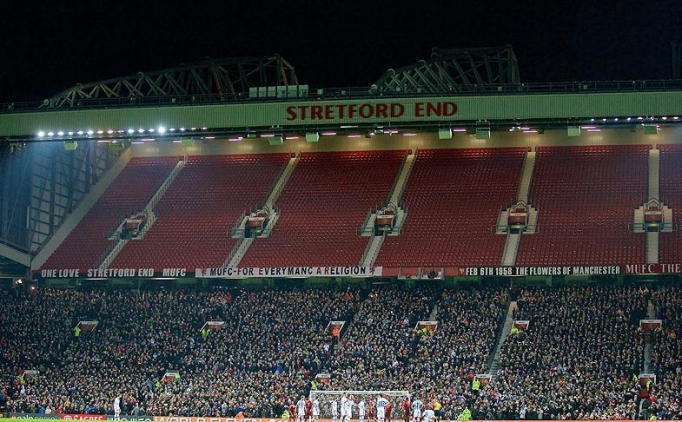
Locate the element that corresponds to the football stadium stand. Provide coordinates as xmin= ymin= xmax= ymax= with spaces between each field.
xmin=515 ymin=145 xmax=649 ymax=266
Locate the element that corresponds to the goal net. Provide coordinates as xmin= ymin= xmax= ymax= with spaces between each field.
xmin=309 ymin=390 xmax=411 ymax=418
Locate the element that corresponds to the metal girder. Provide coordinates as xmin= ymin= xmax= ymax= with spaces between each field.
xmin=374 ymin=46 xmax=520 ymax=94
xmin=41 ymin=55 xmax=299 ymax=108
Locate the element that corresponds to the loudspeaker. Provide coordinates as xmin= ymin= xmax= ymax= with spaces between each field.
xmin=438 ymin=128 xmax=452 ymax=139
xmin=567 ymin=126 xmax=581 ymax=137
xmin=642 ymin=124 xmax=659 ymax=135
xmin=268 ymin=135 xmax=284 ymax=146
xmin=64 ymin=141 xmax=78 ymax=151
xmin=306 ymin=132 xmax=319 ymax=142
xmin=475 ymin=128 xmax=491 ymax=140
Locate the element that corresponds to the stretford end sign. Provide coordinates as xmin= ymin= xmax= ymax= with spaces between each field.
xmin=285 ymin=101 xmax=457 ymax=121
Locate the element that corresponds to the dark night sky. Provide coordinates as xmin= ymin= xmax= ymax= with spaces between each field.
xmin=0 ymin=0 xmax=681 ymax=102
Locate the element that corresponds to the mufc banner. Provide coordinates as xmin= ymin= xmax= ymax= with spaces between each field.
xmin=195 ymin=266 xmax=382 ymax=278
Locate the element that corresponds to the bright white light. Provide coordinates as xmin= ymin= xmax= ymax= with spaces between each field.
xmin=260 ymin=133 xmax=275 ymax=138
xmin=127 ymin=129 xmax=135 ymax=134
xmin=87 ymin=130 xmax=94 ymax=135
xmin=107 ymin=130 xmax=114 ymax=134
xmin=452 ymin=128 xmax=467 ymax=132
xmin=148 ymin=128 xmax=155 ymax=133
xmin=37 ymin=131 xmax=45 ymax=137
xmin=96 ymin=130 xmax=104 ymax=134
xmin=321 ymin=131 xmax=337 ymax=136
xmin=77 ymin=130 xmax=84 ymax=135
xmin=137 ymin=129 xmax=145 ymax=133
xmin=674 ymin=117 xmax=680 ymax=120
xmin=169 ymin=128 xmax=176 ymax=132
xmin=627 ymin=117 xmax=632 ymax=121
xmin=179 ymin=127 xmax=186 ymax=131
xmin=347 ymin=134 xmax=362 ymax=138
xmin=157 ymin=126 xmax=166 ymax=134
xmin=340 ymin=125 xmax=358 ymax=129
xmin=200 ymin=127 xmax=207 ymax=130
xmin=402 ymin=132 xmax=417 ymax=137
xmin=68 ymin=131 xmax=74 ymax=136
xmin=662 ymin=116 xmax=668 ymax=120
xmin=47 ymin=131 xmax=54 ymax=137
xmin=285 ymin=136 xmax=299 ymax=140
xmin=228 ymin=137 xmax=243 ymax=142
xmin=190 ymin=127 xmax=197 ymax=131
xmin=57 ymin=131 xmax=64 ymax=136
xmin=602 ymin=118 xmax=607 ymax=122
xmin=590 ymin=118 xmax=595 ymax=122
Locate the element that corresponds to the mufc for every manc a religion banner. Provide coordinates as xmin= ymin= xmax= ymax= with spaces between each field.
xmin=195 ymin=266 xmax=382 ymax=278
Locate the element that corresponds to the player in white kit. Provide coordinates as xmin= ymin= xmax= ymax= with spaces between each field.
xmin=113 ymin=396 xmax=121 ymax=420
xmin=340 ymin=395 xmax=348 ymax=421
xmin=411 ymin=399 xmax=423 ymax=422
xmin=297 ymin=396 xmax=307 ymax=422
xmin=313 ymin=399 xmax=320 ymax=422
xmin=376 ymin=395 xmax=389 ymax=422
xmin=331 ymin=399 xmax=339 ymax=422
xmin=358 ymin=400 xmax=366 ymax=422
xmin=343 ymin=395 xmax=355 ymax=422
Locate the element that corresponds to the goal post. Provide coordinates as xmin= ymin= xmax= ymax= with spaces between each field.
xmin=309 ymin=390 xmax=411 ymax=417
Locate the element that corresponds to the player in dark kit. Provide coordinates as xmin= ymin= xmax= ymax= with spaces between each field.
xmin=385 ymin=401 xmax=394 ymax=422
xmin=289 ymin=404 xmax=297 ymax=421
xmin=402 ymin=399 xmax=411 ymax=422
xmin=305 ymin=399 xmax=313 ymax=422
xmin=368 ymin=399 xmax=376 ymax=422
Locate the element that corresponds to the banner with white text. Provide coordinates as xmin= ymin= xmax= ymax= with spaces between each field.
xmin=195 ymin=266 xmax=382 ymax=278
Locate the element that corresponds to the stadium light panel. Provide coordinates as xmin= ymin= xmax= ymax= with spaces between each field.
xmin=87 ymin=130 xmax=94 ymax=136
xmin=77 ymin=130 xmax=84 ymax=135
xmin=57 ymin=131 xmax=64 ymax=136
xmin=127 ymin=129 xmax=135 ymax=134
xmin=37 ymin=131 xmax=45 ymax=137
xmin=47 ymin=132 xmax=54 ymax=137
xmin=158 ymin=126 xmax=167 ymax=134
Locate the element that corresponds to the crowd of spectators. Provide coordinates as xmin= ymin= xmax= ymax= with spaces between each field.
xmin=0 ymin=282 xmax=669 ymax=420
xmin=486 ymin=285 xmax=647 ymax=420
xmin=647 ymin=284 xmax=682 ymax=420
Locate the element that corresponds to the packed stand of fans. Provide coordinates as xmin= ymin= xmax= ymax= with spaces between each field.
xmin=485 ymin=285 xmax=647 ymax=420
xmin=324 ymin=286 xmax=435 ymax=392
xmin=647 ymin=284 xmax=682 ymax=420
xmin=409 ymin=287 xmax=508 ymax=419
xmin=0 ymin=287 xmax=361 ymax=417
xmin=0 ymin=283 xmax=659 ymax=420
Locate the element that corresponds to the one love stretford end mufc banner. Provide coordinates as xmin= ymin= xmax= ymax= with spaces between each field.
xmin=35 ymin=264 xmax=682 ymax=279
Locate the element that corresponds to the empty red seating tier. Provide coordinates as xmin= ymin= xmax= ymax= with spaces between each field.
xmin=375 ymin=148 xmax=526 ymax=267
xmin=240 ymin=150 xmax=408 ymax=267
xmin=658 ymin=144 xmax=682 ymax=263
xmin=41 ymin=157 xmax=179 ymax=271
xmin=515 ymin=145 xmax=648 ymax=266
xmin=111 ymin=154 xmax=290 ymax=270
